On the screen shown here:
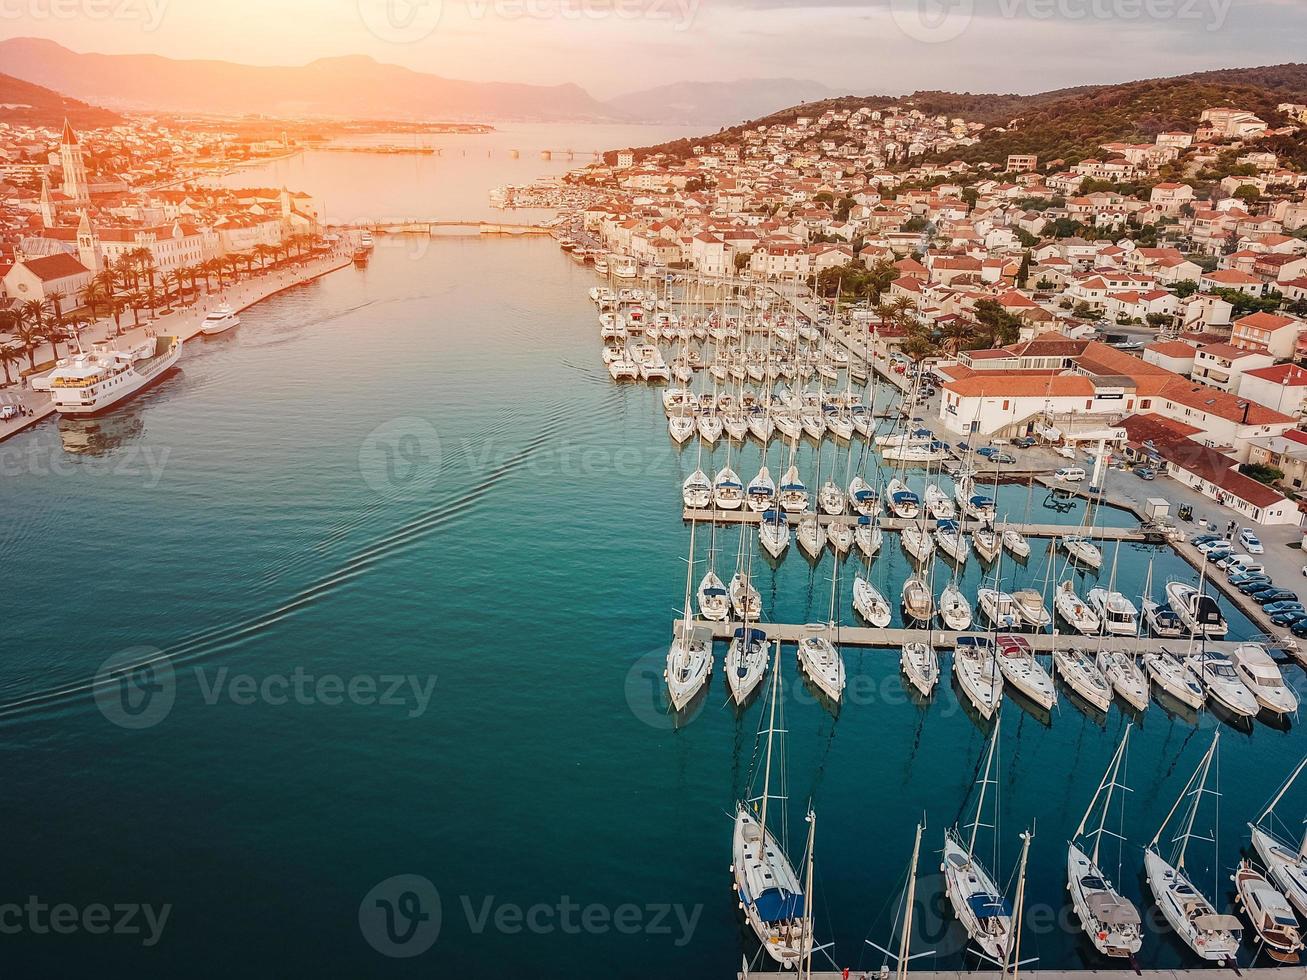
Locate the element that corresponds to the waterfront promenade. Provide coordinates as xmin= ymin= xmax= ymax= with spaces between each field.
xmin=0 ymin=248 xmax=354 ymax=444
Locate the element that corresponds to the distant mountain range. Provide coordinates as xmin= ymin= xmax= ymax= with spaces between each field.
xmin=0 ymin=69 xmax=121 ymax=128
xmin=0 ymin=38 xmax=841 ymax=126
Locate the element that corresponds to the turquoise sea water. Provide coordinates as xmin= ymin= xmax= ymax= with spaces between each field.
xmin=0 ymin=238 xmax=1303 ymax=976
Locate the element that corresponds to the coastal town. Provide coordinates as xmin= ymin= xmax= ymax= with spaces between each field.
xmin=519 ymin=98 xmax=1307 ymax=529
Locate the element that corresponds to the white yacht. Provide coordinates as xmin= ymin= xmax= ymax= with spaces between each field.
xmin=668 ymin=412 xmax=696 ymax=443
xmin=900 ymin=525 xmax=934 ymax=564
xmin=1054 ymin=647 xmax=1113 ymax=713
xmin=995 ymin=634 xmax=1056 ymax=710
xmin=713 ymin=467 xmax=744 ymax=510
xmin=730 ymin=571 xmax=762 ymax=620
xmin=797 ymin=627 xmax=845 ymax=702
xmin=1142 ymin=651 xmax=1205 ymax=710
xmin=47 ymin=337 xmax=181 ymax=415
xmin=1062 ymin=535 xmax=1103 ymax=570
xmin=697 ymin=570 xmax=730 ymax=622
xmin=1001 ymin=528 xmax=1031 ymax=560
xmin=1165 ymin=582 xmax=1227 ymax=639
xmin=885 ymin=479 xmax=920 ymax=520
xmin=1188 ymin=650 xmax=1258 ymax=718
xmin=759 ymin=509 xmax=790 ymax=559
xmin=1230 ymin=643 xmax=1298 ymax=716
xmin=901 ymin=641 xmax=940 ymax=697
xmin=1096 ymin=650 xmax=1149 ymax=712
xmin=1145 ymin=733 xmax=1242 ymax=964
xmin=1142 ymin=598 xmax=1186 ymax=638
xmin=972 ymin=527 xmax=1001 ymax=563
xmin=953 ymin=636 xmax=1003 ymax=720
xmin=697 ymin=413 xmax=723 ymax=445
xmin=852 ymin=576 xmax=892 ymax=627
xmin=854 ymin=518 xmax=883 ymax=560
xmin=200 ymin=303 xmax=240 ymax=336
xmin=746 ymin=467 xmax=776 ymax=513
xmin=938 ymin=582 xmax=973 ymax=631
xmin=1088 ymin=588 xmax=1139 ymax=636
xmin=796 ymin=511 xmax=827 ymax=559
xmin=1055 ymin=581 xmax=1101 ymax=635
xmin=778 ymin=465 xmax=809 ymax=513
xmin=934 ymin=520 xmax=969 ymax=564
xmin=977 ymin=588 xmax=1020 ymax=630
xmin=682 ymin=469 xmax=712 ymax=509
xmin=827 ymin=521 xmax=853 ymax=555
xmin=847 ymin=476 xmax=878 ymax=517
xmin=901 ymin=575 xmax=933 ymax=623
xmin=726 ymin=627 xmax=770 ymax=706
xmin=818 ymin=480 xmax=846 ymax=516
xmin=924 ymin=483 xmax=955 ymax=520
xmin=1011 ymin=589 xmax=1051 ymax=629
xmin=1250 ymin=759 xmax=1307 ymax=920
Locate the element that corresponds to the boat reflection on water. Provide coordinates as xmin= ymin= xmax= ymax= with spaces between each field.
xmin=58 ymin=411 xmax=145 ymax=456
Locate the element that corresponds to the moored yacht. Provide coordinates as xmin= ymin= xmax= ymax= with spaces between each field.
xmin=1054 ymin=647 xmax=1113 ymax=713
xmin=1230 ymin=643 xmax=1298 ymax=716
xmin=797 ymin=626 xmax=845 ymax=702
xmin=852 ymin=576 xmax=892 ymax=627
xmin=1188 ymin=650 xmax=1258 ymax=718
xmin=1055 ymin=581 xmax=1101 ymax=635
xmin=746 ymin=467 xmax=777 ymax=512
xmin=1165 ymin=582 xmax=1227 ymax=639
xmin=901 ymin=641 xmax=939 ymax=696
xmin=1096 ymin=650 xmax=1149 ymax=711
xmin=1141 ymin=651 xmax=1205 ymax=710
xmin=200 ymin=303 xmax=240 ymax=336
xmin=977 ymin=588 xmax=1020 ymax=630
xmin=995 ymin=633 xmax=1056 ymax=710
xmin=47 ymin=337 xmax=182 ymax=415
xmin=726 ymin=627 xmax=770 ymax=706
xmin=953 ymin=636 xmax=1003 ymax=720
xmin=759 ymin=509 xmax=790 ymax=559
xmin=1088 ymin=588 xmax=1139 ymax=636
xmin=682 ymin=469 xmax=712 ymax=509
xmin=885 ymin=479 xmax=919 ymax=520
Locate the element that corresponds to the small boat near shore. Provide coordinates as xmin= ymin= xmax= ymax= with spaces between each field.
xmin=1233 ymin=860 xmax=1303 ymax=963
xmin=200 ymin=303 xmax=240 ymax=336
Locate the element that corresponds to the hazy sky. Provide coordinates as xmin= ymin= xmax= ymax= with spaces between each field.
xmin=3 ymin=0 xmax=1305 ymax=98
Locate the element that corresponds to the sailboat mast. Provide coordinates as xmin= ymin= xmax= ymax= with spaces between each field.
xmin=969 ymin=717 xmax=1000 ymax=857
xmin=683 ymin=519 xmax=697 ymax=625
xmin=1256 ymin=755 xmax=1307 ymax=832
xmin=1176 ymin=732 xmax=1219 ymax=870
xmin=757 ymin=645 xmax=780 ymax=837
xmin=1008 ymin=827 xmax=1034 ymax=980
xmin=1075 ymin=725 xmax=1130 ymax=867
xmin=897 ymin=821 xmax=924 ymax=980
xmin=800 ymin=809 xmax=816 ymax=980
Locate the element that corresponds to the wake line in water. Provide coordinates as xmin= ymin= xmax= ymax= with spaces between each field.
xmin=0 ymin=404 xmax=569 ymax=724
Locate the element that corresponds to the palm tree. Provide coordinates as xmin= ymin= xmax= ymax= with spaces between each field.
xmin=80 ymin=281 xmax=103 ymax=320
xmin=125 ymin=291 xmax=145 ymax=329
xmin=0 ymin=343 xmax=21 ymax=386
xmin=14 ymin=306 xmax=45 ymax=370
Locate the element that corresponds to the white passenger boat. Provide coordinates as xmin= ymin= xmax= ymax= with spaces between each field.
xmin=732 ymin=648 xmax=815 ymax=967
xmin=746 ymin=466 xmax=776 ymax=512
xmin=1011 ymin=589 xmax=1051 ymax=629
xmin=1096 ymin=650 xmax=1149 ymax=711
xmin=797 ymin=627 xmax=845 ymax=703
xmin=901 ymin=575 xmax=933 ymax=623
xmin=938 ymin=582 xmax=972 ymax=631
xmin=1145 ymin=734 xmax=1241 ymax=964
xmin=1188 ymin=650 xmax=1258 ymax=718
xmin=943 ymin=721 xmax=1015 ymax=963
xmin=759 ymin=509 xmax=790 ymax=559
xmin=1165 ymin=582 xmax=1227 ymax=639
xmin=885 ymin=479 xmax=919 ymax=520
xmin=1001 ymin=528 xmax=1031 ymax=559
xmin=900 ymin=525 xmax=935 ymax=563
xmin=682 ymin=468 xmax=711 ymax=509
xmin=1054 ymin=647 xmax=1113 ymax=713
xmin=726 ymin=626 xmax=770 ymax=706
xmin=1230 ymin=643 xmax=1298 ymax=716
xmin=934 ymin=519 xmax=969 ymax=564
xmin=953 ymin=636 xmax=1003 ymax=720
xmin=852 ymin=576 xmax=892 ymax=627
xmin=47 ymin=337 xmax=181 ymax=415
xmin=901 ymin=641 xmax=939 ymax=696
xmin=854 ymin=518 xmax=883 ymax=560
xmin=1055 ymin=581 xmax=1101 ymax=635
xmin=713 ymin=467 xmax=744 ymax=510
xmin=995 ymin=634 xmax=1056 ymax=710
xmin=730 ymin=571 xmax=762 ymax=620
xmin=925 ymin=483 xmax=955 ymax=520
xmin=977 ymin=588 xmax=1020 ymax=630
xmin=1062 ymin=535 xmax=1103 ymax=569
xmin=1142 ymin=651 xmax=1205 ymax=710
xmin=200 ymin=303 xmax=240 ymax=336
xmin=778 ymin=465 xmax=809 ymax=513
xmin=1068 ymin=728 xmax=1143 ymax=958
xmin=1088 ymin=589 xmax=1139 ymax=636
xmin=796 ymin=511 xmax=827 ymax=559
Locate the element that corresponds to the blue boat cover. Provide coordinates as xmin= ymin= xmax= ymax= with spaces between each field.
xmin=970 ymin=495 xmax=995 ymax=506
xmin=755 ymin=887 xmax=805 ymax=923
xmin=857 ymin=516 xmax=871 ymax=525
xmin=853 ymin=490 xmax=876 ymax=501
xmin=704 ymin=587 xmax=727 ymax=596
xmin=762 ymin=509 xmax=783 ymax=521
xmin=734 ymin=627 xmax=768 ymax=643
xmin=718 ymin=481 xmax=743 ymax=489
xmin=780 ymin=484 xmax=806 ymax=492
xmin=893 ymin=491 xmax=920 ymax=503
xmin=968 ymin=894 xmax=1011 ymax=919
xmin=938 ymin=519 xmax=958 ymax=531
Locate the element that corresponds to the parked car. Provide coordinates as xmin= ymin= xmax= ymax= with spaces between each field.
xmin=1292 ymin=618 xmax=1307 ymax=638
xmin=1057 ymin=444 xmax=1078 ymax=460
xmin=1238 ymin=578 xmax=1275 ymax=595
xmin=992 ymin=452 xmax=1016 ymax=465
xmin=1055 ymin=466 xmax=1087 ymax=482
xmin=1191 ymin=534 xmax=1222 ymax=546
xmin=1197 ymin=540 xmax=1232 ymax=555
xmin=1269 ymin=609 xmax=1307 ymax=627
xmin=1237 ymin=529 xmax=1264 ymax=554
xmin=1229 ymin=570 xmax=1270 ymax=586
xmin=1013 ymin=436 xmax=1036 ymax=449
xmin=1225 ymin=560 xmax=1266 ymax=578
xmin=1254 ymin=589 xmax=1299 ymax=605
xmin=977 ymin=447 xmax=997 ymax=459
xmin=1204 ymin=546 xmax=1234 ymax=563
xmin=1263 ymin=601 xmax=1305 ymax=616
xmin=1135 ymin=466 xmax=1156 ymax=480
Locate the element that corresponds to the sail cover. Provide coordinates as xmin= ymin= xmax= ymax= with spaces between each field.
xmin=755 ymin=887 xmax=805 ymax=923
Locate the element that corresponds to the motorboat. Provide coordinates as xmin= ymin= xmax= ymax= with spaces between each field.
xmin=1053 ymin=647 xmax=1113 ymax=713
xmin=977 ymin=588 xmax=1020 ymax=630
xmin=1011 ymin=589 xmax=1051 ymax=629
xmin=853 ymin=576 xmax=892 ymax=628
xmin=1096 ymin=650 xmax=1149 ymax=711
xmin=1233 ymin=860 xmax=1303 ymax=963
xmin=1230 ymin=643 xmax=1298 ymax=716
xmin=200 ymin=303 xmax=240 ymax=336
xmin=1165 ymin=582 xmax=1227 ymax=639
xmin=746 ymin=467 xmax=776 ymax=512
xmin=1188 ymin=650 xmax=1258 ymax=718
xmin=1088 ymin=588 xmax=1139 ymax=637
xmin=1142 ymin=598 xmax=1186 ymax=638
xmin=995 ymin=633 xmax=1056 ymax=710
xmin=1055 ymin=581 xmax=1101 ymax=635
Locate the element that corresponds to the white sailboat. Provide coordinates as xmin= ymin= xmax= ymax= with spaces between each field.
xmin=666 ymin=519 xmax=712 ymax=711
xmin=747 ymin=466 xmax=777 ymax=512
xmin=925 ymin=483 xmax=955 ymax=520
xmin=1144 ymin=733 xmax=1242 ymax=964
xmin=1055 ymin=581 xmax=1101 ymax=635
xmin=934 ymin=519 xmax=969 ymax=565
xmin=854 ymin=517 xmax=883 ymax=560
xmin=1250 ymin=757 xmax=1307 ymax=920
xmin=818 ymin=480 xmax=847 ymax=516
xmin=853 ymin=576 xmax=892 ymax=628
xmin=1142 ymin=651 xmax=1205 ymax=710
xmin=697 ymin=568 xmax=730 ymax=622
xmin=732 ymin=647 xmax=815 ymax=967
xmin=713 ymin=465 xmax=745 ymax=510
xmin=900 ymin=525 xmax=935 ymax=564
xmin=682 ymin=468 xmax=712 ymax=509
xmin=759 ymin=508 xmax=791 ymax=559
xmin=901 ymin=642 xmax=940 ymax=697
xmin=1001 ymin=527 xmax=1031 ymax=560
xmin=995 ymin=634 xmax=1057 ymax=710
xmin=939 ymin=581 xmax=973 ymax=631
xmin=1062 ymin=534 xmax=1103 ymax=570
xmin=943 ymin=719 xmax=1016 ymax=964
xmin=973 ymin=526 xmax=1001 ymax=564
xmin=778 ymin=462 xmax=809 ymax=513
xmin=1096 ymin=650 xmax=1149 ymax=712
xmin=848 ymin=475 xmax=878 ymax=517
xmin=796 ymin=511 xmax=827 ymax=559
xmin=798 ymin=558 xmax=846 ymax=703
xmin=953 ymin=636 xmax=1003 ymax=720
xmin=730 ymin=570 xmax=763 ymax=621
xmin=901 ymin=575 xmax=934 ymax=623
xmin=885 ymin=479 xmax=920 ymax=520
xmin=978 ymin=589 xmax=1021 ymax=631
xmin=726 ymin=626 xmax=771 ymax=707
xmin=668 ymin=411 xmax=696 ymax=442
xmin=827 ymin=520 xmax=853 ymax=555
xmin=1054 ymin=647 xmax=1113 ymax=713
xmin=1068 ymin=727 xmax=1144 ymax=958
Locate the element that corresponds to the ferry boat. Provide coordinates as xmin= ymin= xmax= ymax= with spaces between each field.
xmin=200 ymin=303 xmax=240 ymax=336
xmin=352 ymin=247 xmax=369 ymax=265
xmin=47 ymin=337 xmax=182 ymax=415
xmin=359 ymin=230 xmax=374 ymax=250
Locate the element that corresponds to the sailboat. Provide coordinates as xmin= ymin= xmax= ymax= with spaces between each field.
xmin=668 ymin=410 xmax=696 ymax=443
xmin=713 ymin=464 xmax=744 ymax=510
xmin=848 ymin=475 xmax=879 ymax=517
xmin=901 ymin=575 xmax=934 ymax=623
xmin=778 ymin=452 xmax=809 ymax=513
xmin=973 ymin=526 xmax=1002 ymax=563
xmin=1062 ymin=534 xmax=1103 ymax=570
xmin=1067 ymin=727 xmax=1144 ymax=958
xmin=666 ymin=520 xmax=712 ymax=711
xmin=797 ymin=510 xmax=827 ymax=560
xmin=1144 ymin=732 xmax=1242 ymax=964
xmin=1250 ymin=757 xmax=1307 ymax=920
xmin=759 ymin=508 xmax=791 ymax=559
xmin=682 ymin=467 xmax=712 ymax=509
xmin=885 ymin=478 xmax=920 ymax=520
xmin=954 ymin=636 xmax=1003 ymax=720
xmin=1055 ymin=580 xmax=1101 ymax=635
xmin=818 ymin=475 xmax=847 ymax=516
xmin=732 ymin=646 xmax=815 ymax=966
xmin=726 ymin=626 xmax=771 ymax=707
xmin=995 ymin=634 xmax=1056 ymax=710
xmin=934 ymin=519 xmax=970 ymax=565
xmin=853 ymin=575 xmax=892 ymax=628
xmin=939 ymin=581 xmax=973 ymax=631
xmin=798 ymin=556 xmax=846 ymax=703
xmin=1142 ymin=650 xmax=1205 ymax=710
xmin=943 ymin=718 xmax=1016 ymax=963
xmin=1001 ymin=527 xmax=1031 ymax=560
xmin=900 ymin=524 xmax=935 ymax=564
xmin=924 ymin=483 xmax=955 ymax=520
xmin=1053 ymin=646 xmax=1113 ymax=713
xmin=855 ymin=516 xmax=883 ymax=560
xmin=747 ymin=466 xmax=777 ymax=512
xmin=697 ymin=569 xmax=730 ymax=621
xmin=827 ymin=520 xmax=853 ymax=555
xmin=1096 ymin=650 xmax=1149 ymax=712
